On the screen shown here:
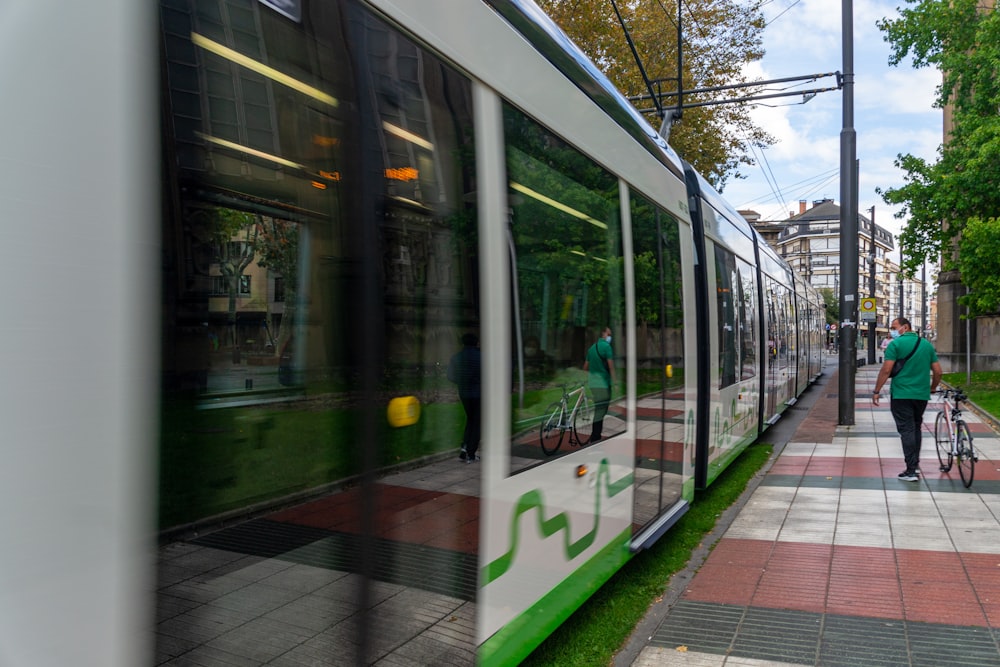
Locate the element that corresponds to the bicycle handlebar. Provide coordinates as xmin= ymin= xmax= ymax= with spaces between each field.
xmin=934 ymin=388 xmax=968 ymax=404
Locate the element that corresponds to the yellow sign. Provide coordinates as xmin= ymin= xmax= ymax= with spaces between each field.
xmin=387 ymin=396 xmax=421 ymax=427
xmin=860 ymin=297 xmax=877 ymax=322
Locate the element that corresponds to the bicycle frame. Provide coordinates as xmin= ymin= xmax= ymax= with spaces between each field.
xmin=539 ymin=384 xmax=594 ymax=455
xmin=933 ymin=389 xmax=976 ymax=487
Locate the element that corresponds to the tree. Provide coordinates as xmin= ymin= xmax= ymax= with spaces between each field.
xmin=192 ymin=207 xmax=259 ymax=348
xmin=956 ymin=217 xmax=1000 ymax=315
xmin=877 ymin=0 xmax=1000 ymax=314
xmin=820 ymin=288 xmax=839 ymax=325
xmin=254 ymin=216 xmax=300 ymax=354
xmin=535 ymin=0 xmax=773 ymax=189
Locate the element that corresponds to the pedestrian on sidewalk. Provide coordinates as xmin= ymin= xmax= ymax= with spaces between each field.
xmin=879 ymin=333 xmax=891 ymax=363
xmin=872 ymin=317 xmax=943 ymax=481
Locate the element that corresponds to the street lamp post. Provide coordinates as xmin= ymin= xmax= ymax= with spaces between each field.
xmin=867 ymin=206 xmax=876 ymax=364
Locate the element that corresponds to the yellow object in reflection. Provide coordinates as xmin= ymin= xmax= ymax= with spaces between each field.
xmin=665 ymin=364 xmax=673 ymax=378
xmin=387 ymin=396 xmax=421 ymax=427
xmin=576 ymin=464 xmax=588 ymax=478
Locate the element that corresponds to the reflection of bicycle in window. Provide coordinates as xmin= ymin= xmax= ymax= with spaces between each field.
xmin=539 ymin=383 xmax=594 ymax=455
xmin=934 ymin=388 xmax=978 ymax=488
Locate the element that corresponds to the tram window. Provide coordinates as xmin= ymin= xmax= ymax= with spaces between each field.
xmin=630 ymin=191 xmax=684 ymax=392
xmin=159 ymin=4 xmax=479 ymax=662
xmin=737 ymin=258 xmax=757 ymax=380
xmin=629 ymin=190 xmax=686 ymax=531
xmin=502 ymin=103 xmax=626 ymax=473
xmin=715 ymin=246 xmax=739 ymax=388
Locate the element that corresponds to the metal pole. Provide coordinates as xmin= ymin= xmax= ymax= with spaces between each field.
xmin=898 ymin=266 xmax=904 ymax=318
xmin=921 ymin=262 xmax=927 ymax=337
xmin=966 ymin=284 xmax=972 ymax=383
xmin=838 ymin=0 xmax=857 ymax=426
xmin=867 ymin=205 xmax=876 ymax=364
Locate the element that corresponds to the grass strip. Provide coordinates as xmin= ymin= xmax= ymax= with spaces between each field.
xmin=521 ymin=442 xmax=774 ymax=667
xmin=942 ymin=370 xmax=1000 ymax=421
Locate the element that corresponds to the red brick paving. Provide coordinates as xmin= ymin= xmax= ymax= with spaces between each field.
xmin=683 ymin=538 xmax=995 ymax=626
xmin=267 ymin=483 xmax=480 ymax=554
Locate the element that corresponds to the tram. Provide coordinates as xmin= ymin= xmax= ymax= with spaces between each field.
xmin=1 ymin=0 xmax=824 ymax=665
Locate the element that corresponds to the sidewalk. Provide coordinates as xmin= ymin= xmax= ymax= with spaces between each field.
xmin=629 ymin=363 xmax=1000 ymax=667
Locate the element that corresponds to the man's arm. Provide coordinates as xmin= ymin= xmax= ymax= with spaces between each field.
xmin=931 ymin=361 xmax=943 ymax=392
xmin=872 ymin=360 xmax=894 ymax=405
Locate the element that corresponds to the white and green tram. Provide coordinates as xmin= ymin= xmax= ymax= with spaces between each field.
xmin=0 ymin=0 xmax=824 ymax=665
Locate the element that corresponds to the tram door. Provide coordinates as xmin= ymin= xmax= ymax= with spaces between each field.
xmin=629 ymin=192 xmax=687 ymax=538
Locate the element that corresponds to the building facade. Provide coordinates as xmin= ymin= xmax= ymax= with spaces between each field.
xmin=747 ymin=199 xmax=924 ymax=340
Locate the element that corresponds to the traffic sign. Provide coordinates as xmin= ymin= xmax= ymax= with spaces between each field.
xmin=860 ymin=297 xmax=877 ymax=323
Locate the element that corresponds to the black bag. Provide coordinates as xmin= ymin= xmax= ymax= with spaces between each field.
xmin=889 ymin=338 xmax=921 ymax=378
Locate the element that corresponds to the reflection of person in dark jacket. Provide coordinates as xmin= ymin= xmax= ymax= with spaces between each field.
xmin=448 ymin=333 xmax=481 ymax=463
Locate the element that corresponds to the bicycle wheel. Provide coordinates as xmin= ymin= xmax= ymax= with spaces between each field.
xmin=955 ymin=420 xmax=975 ymax=488
xmin=572 ymin=395 xmax=594 ymax=446
xmin=934 ymin=411 xmax=953 ymax=471
xmin=539 ymin=402 xmax=565 ymax=455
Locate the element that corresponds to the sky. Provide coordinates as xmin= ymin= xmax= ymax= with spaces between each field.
xmin=715 ymin=0 xmax=942 ymax=257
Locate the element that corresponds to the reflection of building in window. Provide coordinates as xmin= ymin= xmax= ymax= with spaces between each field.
xmin=210 ymin=275 xmax=252 ymax=296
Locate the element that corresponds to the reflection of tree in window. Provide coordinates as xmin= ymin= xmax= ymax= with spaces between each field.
xmin=631 ymin=192 xmax=684 ymax=392
xmin=715 ymin=246 xmax=738 ymax=388
xmin=504 ymin=104 xmax=622 ymax=369
xmin=738 ymin=260 xmax=757 ymax=380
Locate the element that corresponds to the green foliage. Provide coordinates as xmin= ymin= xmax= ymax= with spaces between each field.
xmin=536 ymin=0 xmax=773 ymax=189
xmin=522 ymin=442 xmax=773 ymax=666
xmin=957 ymin=217 xmax=1000 ymax=315
xmin=877 ymin=1 xmax=1000 ymax=300
xmin=254 ymin=217 xmax=300 ymax=294
xmin=820 ymin=288 xmax=839 ymax=324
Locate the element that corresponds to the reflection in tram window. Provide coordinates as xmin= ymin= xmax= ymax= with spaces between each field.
xmin=503 ymin=104 xmax=627 ymax=473
xmin=629 ymin=191 xmax=686 ymax=533
xmin=715 ymin=246 xmax=739 ymax=388
xmin=737 ymin=258 xmax=758 ymax=381
xmin=159 ymin=2 xmax=480 ymax=663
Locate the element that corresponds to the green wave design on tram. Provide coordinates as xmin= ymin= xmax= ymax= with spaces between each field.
xmin=482 ymin=458 xmax=633 ymax=585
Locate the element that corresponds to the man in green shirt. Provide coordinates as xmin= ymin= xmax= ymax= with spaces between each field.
xmin=872 ymin=317 xmax=943 ymax=481
xmin=583 ymin=326 xmax=615 ymax=444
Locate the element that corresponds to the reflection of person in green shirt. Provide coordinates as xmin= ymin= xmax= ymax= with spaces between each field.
xmin=583 ymin=326 xmax=615 ymax=443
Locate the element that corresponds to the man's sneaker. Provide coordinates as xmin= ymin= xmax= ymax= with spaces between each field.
xmin=897 ymin=470 xmax=919 ymax=482
xmin=464 ymin=454 xmax=480 ymax=464
xmin=459 ymin=446 xmax=468 ymax=461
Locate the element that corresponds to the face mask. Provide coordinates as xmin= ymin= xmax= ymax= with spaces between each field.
xmin=605 ymin=335 xmax=612 ymax=344
xmin=890 ymin=328 xmax=901 ymax=339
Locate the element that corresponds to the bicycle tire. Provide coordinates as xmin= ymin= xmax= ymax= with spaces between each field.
xmin=955 ymin=420 xmax=975 ymax=487
xmin=934 ymin=410 xmax=953 ymax=471
xmin=539 ymin=402 xmax=565 ymax=455
xmin=572 ymin=394 xmax=594 ymax=446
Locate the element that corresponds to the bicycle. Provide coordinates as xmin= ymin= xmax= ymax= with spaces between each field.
xmin=538 ymin=383 xmax=594 ymax=455
xmin=933 ymin=388 xmax=978 ymax=488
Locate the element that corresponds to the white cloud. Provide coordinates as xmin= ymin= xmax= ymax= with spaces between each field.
xmin=720 ymin=0 xmax=943 ymax=228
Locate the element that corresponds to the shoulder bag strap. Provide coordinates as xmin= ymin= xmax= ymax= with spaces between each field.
xmin=897 ymin=337 xmax=921 ymax=364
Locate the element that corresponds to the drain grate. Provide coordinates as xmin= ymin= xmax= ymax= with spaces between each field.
xmin=649 ymin=601 xmax=1000 ymax=666
xmin=192 ymin=518 xmax=478 ymax=601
